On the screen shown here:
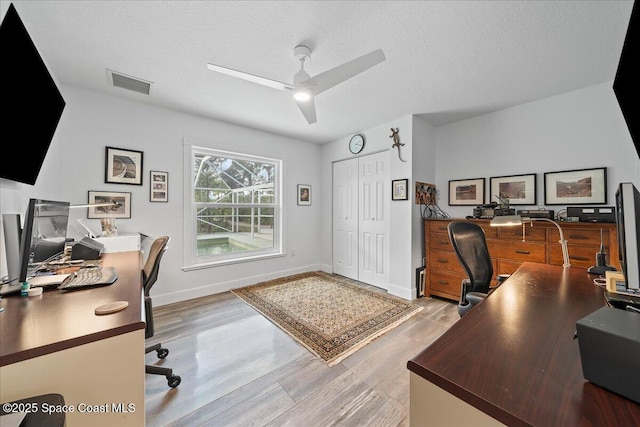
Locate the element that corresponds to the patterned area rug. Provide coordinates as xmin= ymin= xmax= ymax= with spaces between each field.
xmin=231 ymin=271 xmax=423 ymax=366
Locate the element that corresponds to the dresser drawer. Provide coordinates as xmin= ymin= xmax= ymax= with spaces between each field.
xmin=497 ymin=259 xmax=525 ymax=276
xmin=550 ymin=227 xmax=608 ymax=246
xmin=549 ymin=244 xmax=600 ymax=268
xmin=488 ymin=240 xmax=546 ymax=263
xmin=429 ymin=232 xmax=454 ymax=251
xmin=428 ymin=250 xmax=464 ymax=274
xmin=428 ymin=221 xmax=452 ymax=234
xmin=428 ymin=269 xmax=465 ymax=299
xmin=498 ymin=225 xmax=547 ymax=241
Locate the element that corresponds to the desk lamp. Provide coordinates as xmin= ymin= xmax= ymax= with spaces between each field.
xmin=491 ymin=215 xmax=570 ymax=268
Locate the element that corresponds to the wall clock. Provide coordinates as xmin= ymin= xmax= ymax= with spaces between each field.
xmin=349 ymin=134 xmax=365 ymax=154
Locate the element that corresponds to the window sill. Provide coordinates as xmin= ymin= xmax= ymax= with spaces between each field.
xmin=182 ymin=251 xmax=286 ymax=271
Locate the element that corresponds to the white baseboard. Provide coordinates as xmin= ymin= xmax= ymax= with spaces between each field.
xmin=153 ymin=264 xmax=323 ymax=307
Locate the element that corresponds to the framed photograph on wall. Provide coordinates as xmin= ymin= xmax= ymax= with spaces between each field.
xmin=448 ymin=178 xmax=485 ymax=205
xmin=297 ymin=184 xmax=311 ymax=206
xmin=105 ymin=146 xmax=144 ymax=185
xmin=150 ymin=171 xmax=168 ymax=202
xmin=489 ymin=173 xmax=536 ymax=205
xmin=544 ymin=167 xmax=607 ymax=205
xmin=87 ymin=191 xmax=131 ymax=219
xmin=392 ymin=179 xmax=409 ymax=201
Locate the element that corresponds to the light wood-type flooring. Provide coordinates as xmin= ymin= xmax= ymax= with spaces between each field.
xmin=145 ymin=276 xmax=459 ymax=426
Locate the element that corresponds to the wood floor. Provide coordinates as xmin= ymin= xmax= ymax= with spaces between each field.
xmin=144 ymin=276 xmax=459 ymax=427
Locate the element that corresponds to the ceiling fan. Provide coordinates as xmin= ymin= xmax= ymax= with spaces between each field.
xmin=206 ymin=45 xmax=385 ymax=124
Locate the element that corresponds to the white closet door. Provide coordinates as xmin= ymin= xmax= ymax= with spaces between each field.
xmin=332 ymin=158 xmax=358 ymax=279
xmin=358 ymin=151 xmax=389 ymax=289
xmin=332 ymin=152 xmax=389 ymax=290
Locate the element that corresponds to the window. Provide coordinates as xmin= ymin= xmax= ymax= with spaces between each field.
xmin=185 ymin=145 xmax=282 ymax=268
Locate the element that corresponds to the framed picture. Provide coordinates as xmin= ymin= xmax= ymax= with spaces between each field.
xmin=544 ymin=167 xmax=607 ymax=205
xmin=150 ymin=171 xmax=168 ymax=202
xmin=105 ymin=146 xmax=144 ymax=185
xmin=297 ymin=184 xmax=311 ymax=206
xmin=490 ymin=173 xmax=536 ymax=205
xmin=448 ymin=178 xmax=485 ymax=205
xmin=87 ymin=191 xmax=131 ymax=219
xmin=392 ymin=179 xmax=409 ymax=201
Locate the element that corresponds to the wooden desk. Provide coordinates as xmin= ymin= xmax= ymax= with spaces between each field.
xmin=408 ymin=262 xmax=640 ymax=426
xmin=0 ymin=251 xmax=145 ymax=426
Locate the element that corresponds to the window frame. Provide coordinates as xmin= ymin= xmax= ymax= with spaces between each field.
xmin=183 ymin=143 xmax=284 ymax=270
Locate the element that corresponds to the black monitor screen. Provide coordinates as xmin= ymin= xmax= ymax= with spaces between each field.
xmin=19 ymin=199 xmax=70 ymax=282
xmin=0 ymin=3 xmax=66 ymax=185
xmin=613 ymin=0 xmax=640 ymax=159
xmin=615 ymin=182 xmax=640 ymax=290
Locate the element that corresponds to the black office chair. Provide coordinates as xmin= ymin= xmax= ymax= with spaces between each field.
xmin=143 ymin=235 xmax=181 ymax=388
xmin=447 ymin=221 xmax=509 ymax=317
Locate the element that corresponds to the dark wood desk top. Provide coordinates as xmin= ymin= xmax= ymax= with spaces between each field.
xmin=0 ymin=251 xmax=145 ymax=367
xmin=408 ymin=262 xmax=640 ymax=426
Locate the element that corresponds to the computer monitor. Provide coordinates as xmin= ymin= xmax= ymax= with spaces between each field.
xmin=615 ymin=182 xmax=640 ymax=290
xmin=2 ymin=214 xmax=22 ymax=284
xmin=18 ymin=199 xmax=70 ymax=282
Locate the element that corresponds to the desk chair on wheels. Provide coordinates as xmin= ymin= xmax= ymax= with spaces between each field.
xmin=447 ymin=221 xmax=509 ymax=317
xmin=144 ymin=235 xmax=181 ymax=388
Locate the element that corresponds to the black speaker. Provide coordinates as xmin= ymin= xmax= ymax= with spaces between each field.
xmin=71 ymin=237 xmax=104 ymax=260
xmin=575 ymin=307 xmax=640 ymax=403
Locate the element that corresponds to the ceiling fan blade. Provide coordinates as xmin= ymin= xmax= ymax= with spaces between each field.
xmin=304 ymin=49 xmax=385 ymax=96
xmin=295 ymin=97 xmax=317 ymax=124
xmin=207 ymin=63 xmax=293 ymax=91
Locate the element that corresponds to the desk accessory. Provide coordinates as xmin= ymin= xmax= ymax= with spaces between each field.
xmin=576 ymin=306 xmax=640 ymax=403
xmin=587 ymin=228 xmax=616 ymax=275
xmin=95 ymin=301 xmax=128 ymax=315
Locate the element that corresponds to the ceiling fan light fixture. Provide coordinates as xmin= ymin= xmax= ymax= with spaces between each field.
xmin=293 ymin=88 xmax=312 ymax=102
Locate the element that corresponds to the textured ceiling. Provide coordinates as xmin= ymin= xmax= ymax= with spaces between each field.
xmin=2 ymin=1 xmax=634 ymax=144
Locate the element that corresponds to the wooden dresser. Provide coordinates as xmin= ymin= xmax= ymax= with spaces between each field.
xmin=424 ymin=218 xmax=619 ymax=301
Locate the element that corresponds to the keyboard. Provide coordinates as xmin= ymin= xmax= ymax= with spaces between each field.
xmin=58 ymin=266 xmax=118 ymax=291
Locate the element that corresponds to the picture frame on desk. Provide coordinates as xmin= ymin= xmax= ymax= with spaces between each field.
xmin=87 ymin=191 xmax=131 ymax=219
xmin=150 ymin=171 xmax=168 ymax=202
xmin=448 ymin=177 xmax=485 ymax=205
xmin=544 ymin=167 xmax=607 ymax=205
xmin=105 ymin=146 xmax=144 ymax=185
xmin=490 ymin=173 xmax=536 ymax=205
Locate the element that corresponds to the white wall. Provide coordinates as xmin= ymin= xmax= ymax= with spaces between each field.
xmin=433 ymin=82 xmax=639 ymax=219
xmin=320 ymin=116 xmax=416 ymax=299
xmin=0 ymin=86 xmax=323 ymax=305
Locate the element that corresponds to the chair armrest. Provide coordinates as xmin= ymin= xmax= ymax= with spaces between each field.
xmin=466 ymin=291 xmax=488 ymax=305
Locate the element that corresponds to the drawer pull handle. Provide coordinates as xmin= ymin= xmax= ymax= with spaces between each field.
xmin=437 ymin=259 xmax=448 ymax=263
xmin=570 ymin=256 xmax=589 ymax=261
xmin=438 ymin=280 xmax=449 ymax=285
xmin=438 ymin=226 xmax=447 ymax=231
xmin=439 ymin=241 xmax=449 ymax=245
xmin=515 ymin=250 xmax=530 ymax=255
xmin=568 ymin=234 xmax=588 ymax=240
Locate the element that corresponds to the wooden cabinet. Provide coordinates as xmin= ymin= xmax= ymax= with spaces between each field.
xmin=423 ymin=218 xmax=619 ymax=301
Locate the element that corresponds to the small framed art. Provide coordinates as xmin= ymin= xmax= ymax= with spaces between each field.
xmin=448 ymin=178 xmax=485 ymax=205
xmin=105 ymin=146 xmax=144 ymax=185
xmin=87 ymin=191 xmax=132 ymax=219
xmin=544 ymin=167 xmax=607 ymax=205
xmin=150 ymin=171 xmax=168 ymax=202
xmin=392 ymin=179 xmax=409 ymax=201
xmin=297 ymin=184 xmax=311 ymax=206
xmin=490 ymin=173 xmax=536 ymax=205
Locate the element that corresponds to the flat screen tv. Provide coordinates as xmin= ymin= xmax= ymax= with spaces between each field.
xmin=0 ymin=3 xmax=66 ymax=185
xmin=18 ymin=199 xmax=70 ymax=282
xmin=615 ymin=182 xmax=640 ymax=290
xmin=613 ymin=0 xmax=639 ymax=159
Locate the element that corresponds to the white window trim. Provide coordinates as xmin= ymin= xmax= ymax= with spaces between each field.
xmin=183 ymin=142 xmax=284 ymax=269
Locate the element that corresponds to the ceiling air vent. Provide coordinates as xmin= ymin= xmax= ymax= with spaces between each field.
xmin=107 ymin=69 xmax=152 ymax=95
